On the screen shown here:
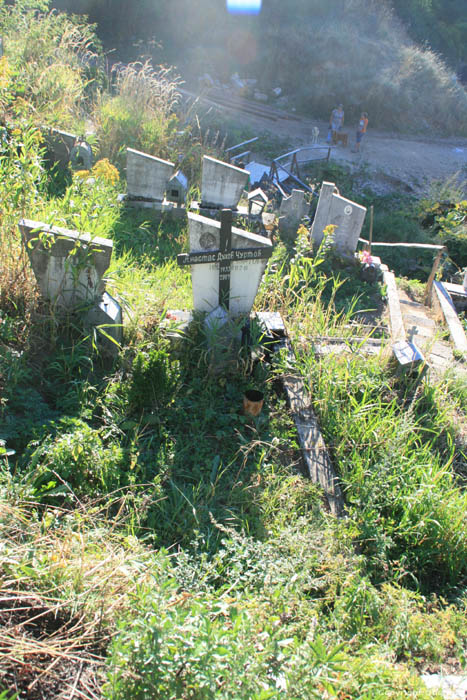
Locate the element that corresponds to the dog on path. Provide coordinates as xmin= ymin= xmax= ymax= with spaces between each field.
xmin=332 ymin=130 xmax=348 ymax=147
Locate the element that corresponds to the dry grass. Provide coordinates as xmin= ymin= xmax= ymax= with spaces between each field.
xmin=0 ymin=227 xmax=38 ymax=318
xmin=0 ymin=493 xmax=162 ymax=698
xmin=93 ymin=60 xmax=183 ymax=166
xmin=113 ymin=60 xmax=182 ymax=119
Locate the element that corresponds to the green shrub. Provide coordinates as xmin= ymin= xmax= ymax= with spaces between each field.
xmin=298 ymin=351 xmax=467 ymax=589
xmin=128 ymin=344 xmax=177 ymax=413
xmin=436 ymin=199 xmax=467 ymax=268
xmin=105 ymin=565 xmax=348 ymax=700
xmin=26 ymin=417 xmax=124 ymax=502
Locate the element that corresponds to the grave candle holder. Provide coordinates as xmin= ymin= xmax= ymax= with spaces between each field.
xmin=243 ymin=389 xmax=264 ymax=417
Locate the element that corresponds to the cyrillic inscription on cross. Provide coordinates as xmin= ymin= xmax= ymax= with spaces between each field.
xmin=177 ymin=209 xmax=272 ymax=311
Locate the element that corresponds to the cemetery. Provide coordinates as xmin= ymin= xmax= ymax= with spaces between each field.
xmin=1 ymin=7 xmax=467 ymax=699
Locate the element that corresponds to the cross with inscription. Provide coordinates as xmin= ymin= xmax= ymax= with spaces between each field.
xmin=177 ymin=209 xmax=272 ymax=310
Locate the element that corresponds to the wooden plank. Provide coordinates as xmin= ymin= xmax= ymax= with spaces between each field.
xmin=423 ymin=247 xmax=445 ymax=305
xmin=433 ymin=281 xmax=467 ymax=353
xmin=358 ymin=239 xmax=445 ymax=250
xmin=225 ymin=137 xmax=259 ymax=153
xmin=444 ymin=282 xmax=467 ymax=299
xmin=383 ymin=270 xmax=406 ymax=342
xmin=281 ymin=343 xmax=345 ymax=517
xmin=305 ymin=334 xmax=383 ymax=345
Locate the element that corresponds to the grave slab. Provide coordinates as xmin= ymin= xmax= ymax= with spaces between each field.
xmin=392 ymin=340 xmax=425 ymax=372
xmin=311 ymin=181 xmax=366 ymax=255
xmin=384 ymin=270 xmax=406 ymax=342
xmin=201 ymin=155 xmax=249 ymax=209
xmin=180 ymin=210 xmax=272 ymax=316
xmin=19 ymin=219 xmax=113 ymax=308
xmin=126 ymin=148 xmax=175 ymax=201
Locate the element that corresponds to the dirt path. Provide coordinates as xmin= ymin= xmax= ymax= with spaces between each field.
xmin=218 ymin=103 xmax=467 ymax=193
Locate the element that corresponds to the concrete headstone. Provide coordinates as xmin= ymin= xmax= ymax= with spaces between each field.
xmin=279 ymin=189 xmax=308 ymax=236
xmin=201 ymin=155 xmax=249 ymax=209
xmin=311 ymin=181 xmax=367 ymax=256
xmin=19 ymin=219 xmax=112 ymax=308
xmin=183 ymin=211 xmax=272 ymax=315
xmin=126 ymin=148 xmax=174 ymax=202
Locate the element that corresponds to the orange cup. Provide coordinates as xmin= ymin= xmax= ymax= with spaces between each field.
xmin=243 ymin=389 xmax=264 ymax=417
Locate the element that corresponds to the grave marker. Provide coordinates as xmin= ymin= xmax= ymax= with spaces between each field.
xmin=201 ymin=156 xmax=249 ymax=209
xmin=43 ymin=127 xmax=77 ymax=168
xmin=126 ymin=148 xmax=175 ymax=204
xmin=20 ymin=219 xmax=112 ymax=307
xmin=279 ymin=188 xmax=308 ymax=236
xmin=178 ymin=209 xmax=272 ymax=315
xmin=19 ymin=219 xmax=122 ymax=349
xmin=311 ymin=181 xmax=366 ymax=255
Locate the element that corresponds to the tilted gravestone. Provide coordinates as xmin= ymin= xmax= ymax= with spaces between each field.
xmin=279 ymin=188 xmax=308 ymax=237
xmin=311 ymin=181 xmax=366 ymax=256
xmin=19 ymin=219 xmax=122 ymax=347
xmin=178 ymin=210 xmax=272 ymax=316
xmin=20 ymin=219 xmax=112 ymax=307
xmin=126 ymin=148 xmax=175 ymax=205
xmin=201 ymin=156 xmax=249 ymax=209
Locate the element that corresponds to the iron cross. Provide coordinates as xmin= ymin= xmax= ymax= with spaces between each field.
xmin=177 ymin=209 xmax=272 ymax=310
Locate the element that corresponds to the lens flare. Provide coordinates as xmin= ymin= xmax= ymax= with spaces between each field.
xmin=227 ymin=0 xmax=262 ymax=15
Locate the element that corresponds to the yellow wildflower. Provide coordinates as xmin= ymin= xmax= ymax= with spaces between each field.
xmin=91 ymin=158 xmax=120 ymax=185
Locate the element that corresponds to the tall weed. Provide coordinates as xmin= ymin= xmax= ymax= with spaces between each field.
xmin=93 ymin=61 xmax=181 ymax=168
xmin=0 ymin=0 xmax=99 ymax=126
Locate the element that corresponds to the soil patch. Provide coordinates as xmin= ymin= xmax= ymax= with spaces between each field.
xmin=0 ymin=595 xmax=104 ymax=699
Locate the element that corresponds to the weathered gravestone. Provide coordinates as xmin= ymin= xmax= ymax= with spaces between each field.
xmin=279 ymin=188 xmax=308 ymax=237
xmin=201 ymin=156 xmax=249 ymax=209
xmin=311 ymin=181 xmax=366 ymax=256
xmin=178 ymin=209 xmax=272 ymax=316
xmin=126 ymin=148 xmax=175 ymax=208
xmin=42 ymin=128 xmax=77 ymax=168
xmin=19 ymin=219 xmax=122 ymax=348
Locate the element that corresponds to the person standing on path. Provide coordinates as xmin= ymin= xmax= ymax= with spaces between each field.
xmin=353 ymin=112 xmax=368 ymax=152
xmin=329 ymin=104 xmax=345 ymax=138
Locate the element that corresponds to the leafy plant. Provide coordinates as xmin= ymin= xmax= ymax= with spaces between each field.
xmin=128 ymin=343 xmax=178 ymax=413
xmin=25 ymin=417 xmax=124 ymax=502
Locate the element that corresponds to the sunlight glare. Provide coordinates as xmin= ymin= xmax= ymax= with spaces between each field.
xmin=227 ymin=0 xmax=262 ymax=15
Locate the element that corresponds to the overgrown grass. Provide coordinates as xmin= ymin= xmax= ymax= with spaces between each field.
xmin=92 ymin=61 xmax=182 ymax=169
xmin=0 ymin=0 xmax=100 ymax=128
xmin=1 ymin=7 xmax=467 ymax=697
